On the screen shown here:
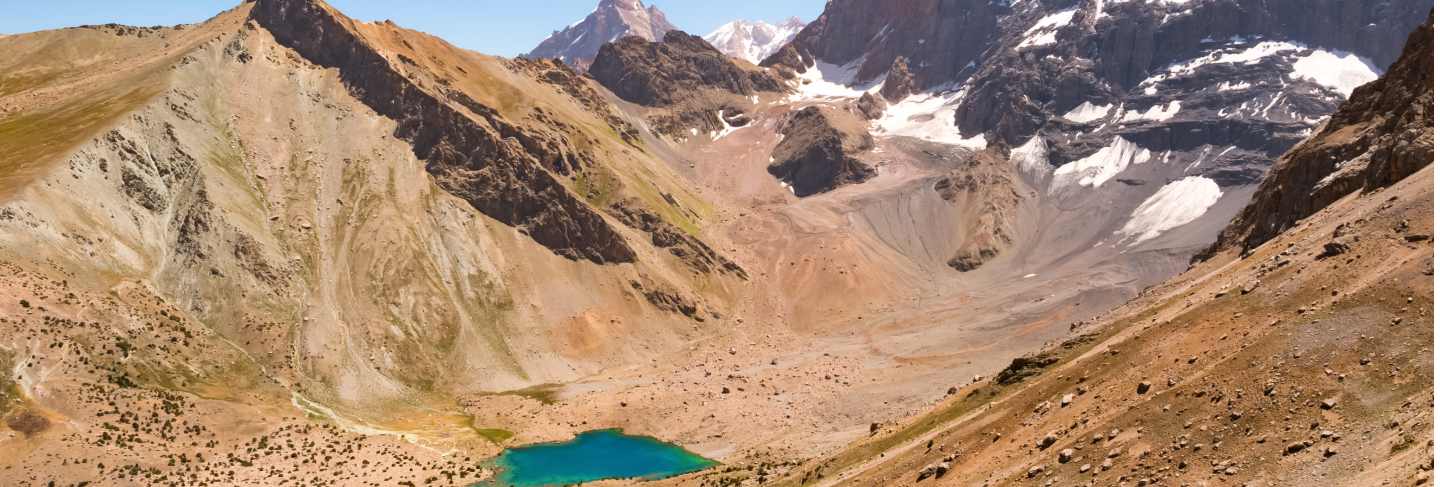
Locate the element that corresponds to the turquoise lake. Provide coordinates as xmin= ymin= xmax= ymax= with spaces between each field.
xmin=482 ymin=429 xmax=718 ymax=486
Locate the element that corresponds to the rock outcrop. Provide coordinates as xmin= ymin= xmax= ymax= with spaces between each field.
xmin=526 ymin=0 xmax=676 ymax=70
xmin=589 ymin=30 xmax=786 ymax=137
xmin=589 ymin=31 xmax=786 ymax=107
xmin=932 ymin=147 xmax=1024 ymax=272
xmin=768 ymin=106 xmax=876 ymax=197
xmin=507 ymin=57 xmax=643 ymax=146
xmin=251 ymin=0 xmax=636 ymax=263
xmin=607 ymin=199 xmax=747 ymax=278
xmin=1209 ymin=15 xmax=1434 ymax=256
xmin=878 ymin=57 xmax=916 ymax=103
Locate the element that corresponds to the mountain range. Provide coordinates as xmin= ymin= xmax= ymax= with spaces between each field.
xmin=0 ymin=0 xmax=1431 ymax=485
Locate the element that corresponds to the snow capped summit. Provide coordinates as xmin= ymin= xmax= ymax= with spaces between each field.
xmin=704 ymin=17 xmax=806 ymax=64
xmin=527 ymin=0 xmax=677 ymax=70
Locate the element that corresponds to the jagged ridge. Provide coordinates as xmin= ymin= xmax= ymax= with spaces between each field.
xmin=249 ymin=0 xmax=636 ymax=264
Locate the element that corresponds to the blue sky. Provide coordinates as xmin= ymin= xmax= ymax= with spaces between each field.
xmin=0 ymin=0 xmax=825 ymax=56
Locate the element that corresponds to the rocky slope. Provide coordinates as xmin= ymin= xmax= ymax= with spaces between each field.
xmin=0 ymin=0 xmax=751 ymax=482
xmin=1210 ymin=14 xmax=1435 ymax=255
xmin=526 ymin=0 xmax=677 ymax=71
xmin=704 ymin=17 xmax=807 ymax=65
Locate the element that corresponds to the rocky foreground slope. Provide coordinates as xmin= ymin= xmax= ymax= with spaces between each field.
xmin=683 ymin=16 xmax=1434 ymax=487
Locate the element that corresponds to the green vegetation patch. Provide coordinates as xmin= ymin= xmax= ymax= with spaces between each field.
xmin=473 ymin=427 xmax=515 ymax=445
xmin=0 ymin=81 xmax=163 ymax=198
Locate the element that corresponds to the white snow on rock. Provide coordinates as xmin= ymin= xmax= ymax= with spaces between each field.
xmin=704 ymin=18 xmax=806 ymax=64
xmin=1121 ymin=100 xmax=1182 ymax=122
xmin=1141 ymin=41 xmax=1303 ymax=86
xmin=872 ymin=90 xmax=987 ymax=149
xmin=1289 ymin=49 xmax=1380 ymax=96
xmin=1019 ymin=8 xmax=1078 ymax=48
xmin=1050 ymin=136 xmax=1152 ymax=190
xmin=1012 ymin=136 xmax=1052 ymax=179
xmin=1216 ymin=81 xmax=1252 ymax=91
xmin=1063 ymin=102 xmax=1114 ymax=123
xmin=1118 ymin=176 xmax=1223 ymax=244
xmin=711 ymin=110 xmax=748 ymax=140
xmin=789 ymin=60 xmax=872 ymax=101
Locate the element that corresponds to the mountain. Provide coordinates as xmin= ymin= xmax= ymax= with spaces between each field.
xmin=0 ymin=0 xmax=746 ymax=482
xmin=1210 ymin=14 xmax=1435 ymax=255
xmin=526 ymin=0 xmax=677 ymax=70
xmin=763 ymin=17 xmax=1433 ymax=487
xmin=588 ymin=30 xmax=786 ymax=137
xmin=0 ymin=0 xmax=1431 ymax=485
xmin=761 ymin=0 xmax=1430 ymax=272
xmin=703 ymin=17 xmax=806 ymax=64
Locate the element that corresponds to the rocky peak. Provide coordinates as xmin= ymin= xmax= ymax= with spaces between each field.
xmin=527 ymin=0 xmax=677 ymax=70
xmin=879 ymin=57 xmax=915 ymax=103
xmin=704 ymin=17 xmax=808 ymax=64
xmin=1207 ymin=14 xmax=1434 ymax=257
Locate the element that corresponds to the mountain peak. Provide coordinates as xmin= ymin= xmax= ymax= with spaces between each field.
xmin=704 ymin=17 xmax=808 ymax=64
xmin=527 ymin=0 xmax=677 ymax=70
xmin=598 ymin=0 xmax=645 ymax=10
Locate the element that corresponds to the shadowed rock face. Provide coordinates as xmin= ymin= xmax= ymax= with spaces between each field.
xmin=589 ymin=31 xmax=786 ymax=108
xmin=1208 ymin=15 xmax=1434 ymax=256
xmin=768 ymin=106 xmax=876 ymax=197
xmin=955 ymin=0 xmax=1432 ymax=147
xmin=249 ymin=0 xmax=636 ymax=264
xmin=764 ymin=0 xmax=1004 ymax=87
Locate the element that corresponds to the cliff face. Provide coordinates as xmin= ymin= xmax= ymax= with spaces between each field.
xmin=765 ymin=0 xmax=1004 ymax=88
xmin=251 ymin=0 xmax=636 ymax=264
xmin=1209 ymin=15 xmax=1434 ymax=255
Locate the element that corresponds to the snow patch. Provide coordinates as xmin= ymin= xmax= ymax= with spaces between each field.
xmin=1121 ymin=100 xmax=1182 ymax=122
xmin=1141 ymin=41 xmax=1303 ymax=87
xmin=1118 ymin=176 xmax=1223 ymax=244
xmin=1019 ymin=8 xmax=1078 ymax=48
xmin=1216 ymin=81 xmax=1252 ymax=91
xmin=1063 ymin=102 xmax=1114 ymax=123
xmin=789 ymin=60 xmax=872 ymax=101
xmin=871 ymin=90 xmax=987 ymax=149
xmin=711 ymin=110 xmax=748 ymax=140
xmin=1050 ymin=136 xmax=1152 ymax=190
xmin=1012 ymin=136 xmax=1051 ymax=178
xmin=1289 ymin=49 xmax=1380 ymax=97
